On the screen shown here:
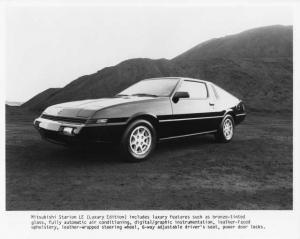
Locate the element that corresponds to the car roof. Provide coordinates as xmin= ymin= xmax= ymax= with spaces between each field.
xmin=144 ymin=77 xmax=211 ymax=84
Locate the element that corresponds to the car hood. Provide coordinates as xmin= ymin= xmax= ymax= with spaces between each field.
xmin=43 ymin=97 xmax=156 ymax=118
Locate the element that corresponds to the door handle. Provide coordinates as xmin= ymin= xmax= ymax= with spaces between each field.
xmin=209 ymin=102 xmax=215 ymax=106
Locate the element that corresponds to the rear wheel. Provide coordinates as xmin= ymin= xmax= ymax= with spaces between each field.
xmin=215 ymin=114 xmax=234 ymax=142
xmin=120 ymin=119 xmax=157 ymax=162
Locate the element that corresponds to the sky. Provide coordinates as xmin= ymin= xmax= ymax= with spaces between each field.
xmin=5 ymin=4 xmax=293 ymax=102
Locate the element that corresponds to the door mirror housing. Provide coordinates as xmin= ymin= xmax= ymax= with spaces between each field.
xmin=172 ymin=91 xmax=190 ymax=103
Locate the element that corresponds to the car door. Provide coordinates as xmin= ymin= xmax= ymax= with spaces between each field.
xmin=169 ymin=80 xmax=219 ymax=136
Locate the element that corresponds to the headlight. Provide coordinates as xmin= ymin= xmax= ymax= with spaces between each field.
xmin=62 ymin=127 xmax=74 ymax=136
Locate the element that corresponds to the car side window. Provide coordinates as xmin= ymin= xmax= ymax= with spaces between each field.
xmin=177 ymin=80 xmax=208 ymax=99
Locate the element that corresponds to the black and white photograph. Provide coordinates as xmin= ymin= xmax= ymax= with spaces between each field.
xmin=4 ymin=2 xmax=293 ymax=211
xmin=2 ymin=0 xmax=299 ymax=237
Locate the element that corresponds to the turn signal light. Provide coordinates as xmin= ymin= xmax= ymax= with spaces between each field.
xmin=86 ymin=118 xmax=108 ymax=124
xmin=96 ymin=119 xmax=108 ymax=124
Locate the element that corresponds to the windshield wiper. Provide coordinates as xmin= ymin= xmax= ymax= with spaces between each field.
xmin=115 ymin=94 xmax=130 ymax=97
xmin=131 ymin=93 xmax=158 ymax=97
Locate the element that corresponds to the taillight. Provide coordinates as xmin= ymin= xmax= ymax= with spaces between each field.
xmin=237 ymin=102 xmax=245 ymax=112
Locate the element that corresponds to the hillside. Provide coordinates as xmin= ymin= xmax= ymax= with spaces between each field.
xmin=173 ymin=25 xmax=292 ymax=61
xmin=23 ymin=59 xmax=184 ymax=110
xmin=23 ymin=25 xmax=293 ymax=112
xmin=22 ymin=88 xmax=61 ymax=109
xmin=173 ymin=25 xmax=292 ymax=112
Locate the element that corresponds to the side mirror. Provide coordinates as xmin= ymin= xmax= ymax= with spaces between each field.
xmin=172 ymin=91 xmax=190 ymax=103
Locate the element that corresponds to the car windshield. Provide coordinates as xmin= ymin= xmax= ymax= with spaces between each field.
xmin=117 ymin=78 xmax=179 ymax=97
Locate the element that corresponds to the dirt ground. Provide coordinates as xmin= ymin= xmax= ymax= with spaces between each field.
xmin=6 ymin=107 xmax=293 ymax=210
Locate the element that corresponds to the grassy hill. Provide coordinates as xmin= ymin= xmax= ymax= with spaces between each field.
xmin=22 ymin=25 xmax=293 ymax=112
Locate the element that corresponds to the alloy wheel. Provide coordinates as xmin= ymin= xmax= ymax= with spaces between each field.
xmin=223 ymin=118 xmax=233 ymax=140
xmin=129 ymin=126 xmax=152 ymax=155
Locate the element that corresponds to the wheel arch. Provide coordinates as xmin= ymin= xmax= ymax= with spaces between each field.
xmin=126 ymin=113 xmax=159 ymax=130
xmin=224 ymin=109 xmax=236 ymax=124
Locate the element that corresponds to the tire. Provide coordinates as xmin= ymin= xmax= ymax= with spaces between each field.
xmin=120 ymin=119 xmax=157 ymax=162
xmin=215 ymin=114 xmax=235 ymax=143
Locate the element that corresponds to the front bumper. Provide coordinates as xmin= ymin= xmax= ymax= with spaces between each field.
xmin=34 ymin=117 xmax=126 ymax=145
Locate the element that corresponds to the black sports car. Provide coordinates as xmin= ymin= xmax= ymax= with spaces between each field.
xmin=34 ymin=77 xmax=246 ymax=161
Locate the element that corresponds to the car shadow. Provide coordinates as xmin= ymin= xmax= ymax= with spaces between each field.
xmin=157 ymin=134 xmax=216 ymax=151
xmin=38 ymin=143 xmax=123 ymax=166
xmin=40 ymin=134 xmax=217 ymax=165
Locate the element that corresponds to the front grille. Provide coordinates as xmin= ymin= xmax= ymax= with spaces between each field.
xmin=41 ymin=114 xmax=87 ymax=124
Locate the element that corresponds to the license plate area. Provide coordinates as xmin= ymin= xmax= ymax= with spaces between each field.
xmin=39 ymin=121 xmax=61 ymax=131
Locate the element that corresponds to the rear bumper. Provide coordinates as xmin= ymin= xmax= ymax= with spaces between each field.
xmin=34 ymin=117 xmax=126 ymax=145
xmin=235 ymin=113 xmax=246 ymax=125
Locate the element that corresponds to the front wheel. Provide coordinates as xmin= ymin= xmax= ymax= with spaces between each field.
xmin=215 ymin=115 xmax=235 ymax=143
xmin=120 ymin=119 xmax=157 ymax=162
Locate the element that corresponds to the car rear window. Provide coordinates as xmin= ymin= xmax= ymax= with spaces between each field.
xmin=213 ymin=83 xmax=236 ymax=100
xmin=210 ymin=84 xmax=219 ymax=99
